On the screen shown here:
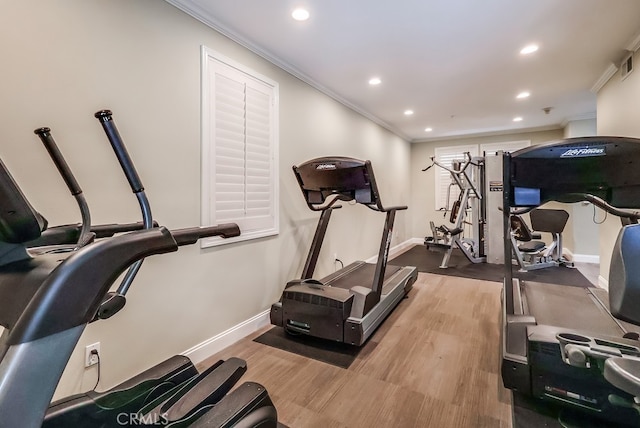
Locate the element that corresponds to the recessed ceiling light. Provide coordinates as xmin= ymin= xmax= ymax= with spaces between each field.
xmin=516 ymin=91 xmax=530 ymax=99
xmin=513 ymin=116 xmax=523 ymax=122
xmin=404 ymin=110 xmax=414 ymax=116
xmin=369 ymin=77 xmax=381 ymax=85
xmin=425 ymin=127 xmax=433 ymax=132
xmin=520 ymin=44 xmax=538 ymax=55
xmin=291 ymin=8 xmax=310 ymax=21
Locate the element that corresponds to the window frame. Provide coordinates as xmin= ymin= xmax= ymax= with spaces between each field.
xmin=200 ymin=46 xmax=279 ymax=248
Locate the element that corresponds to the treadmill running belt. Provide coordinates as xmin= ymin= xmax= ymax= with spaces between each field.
xmin=523 ymin=282 xmax=623 ymax=336
xmin=325 ymin=263 xmax=402 ymax=292
xmin=589 ymin=287 xmax=640 ymax=335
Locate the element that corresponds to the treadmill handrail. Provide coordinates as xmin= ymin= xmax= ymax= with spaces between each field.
xmin=306 ymin=195 xmax=344 ymax=212
xmin=365 ymin=204 xmax=408 ymax=213
xmin=578 ymin=194 xmax=640 ymax=221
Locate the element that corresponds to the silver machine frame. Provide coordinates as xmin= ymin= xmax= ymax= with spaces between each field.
xmin=423 ymin=152 xmax=486 ymax=268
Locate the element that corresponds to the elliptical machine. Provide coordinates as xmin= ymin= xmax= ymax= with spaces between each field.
xmin=422 ymin=152 xmax=486 ymax=268
xmin=0 ymin=110 xmax=279 ymax=428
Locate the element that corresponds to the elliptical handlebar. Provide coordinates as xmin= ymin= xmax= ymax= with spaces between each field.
xmin=172 ymin=223 xmax=241 ymax=245
xmin=93 ymin=110 xmax=154 ymax=317
xmin=34 ymin=128 xmax=83 ymax=196
xmin=33 ymin=127 xmax=93 ymax=248
xmin=95 ymin=110 xmax=145 ymax=194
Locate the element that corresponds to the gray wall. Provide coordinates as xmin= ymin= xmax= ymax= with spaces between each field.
xmin=596 ymin=49 xmax=640 ymax=286
xmin=0 ymin=1 xmax=411 ymax=397
xmin=563 ymin=119 xmax=600 ymax=259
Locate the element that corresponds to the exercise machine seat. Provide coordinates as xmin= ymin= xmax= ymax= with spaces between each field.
xmin=510 ymin=215 xmax=544 ymax=252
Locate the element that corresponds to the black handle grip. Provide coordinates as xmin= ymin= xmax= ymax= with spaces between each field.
xmin=34 ymin=127 xmax=82 ymax=196
xmin=94 ymin=110 xmax=144 ymax=193
xmin=172 ymin=223 xmax=241 ymax=246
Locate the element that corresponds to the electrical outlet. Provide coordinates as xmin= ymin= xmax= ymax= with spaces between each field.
xmin=85 ymin=342 xmax=100 ymax=367
xmin=333 ymin=253 xmax=338 ymax=261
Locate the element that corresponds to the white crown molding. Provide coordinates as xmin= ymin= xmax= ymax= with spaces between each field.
xmin=165 ymin=0 xmax=410 ymax=142
xmin=559 ymin=112 xmax=597 ymax=128
xmin=626 ymin=30 xmax=640 ymax=53
xmin=591 ymin=62 xmax=619 ymax=93
xmin=411 ymin=124 xmax=563 ymax=144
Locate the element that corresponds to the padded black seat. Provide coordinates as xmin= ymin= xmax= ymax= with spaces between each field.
xmin=518 ymin=241 xmax=545 ymax=253
xmin=510 ymin=215 xmax=545 ymax=253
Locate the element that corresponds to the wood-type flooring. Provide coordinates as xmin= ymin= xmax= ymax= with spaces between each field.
xmin=200 ymin=273 xmax=513 ymax=427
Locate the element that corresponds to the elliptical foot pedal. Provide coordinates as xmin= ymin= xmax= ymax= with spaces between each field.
xmin=190 ymin=382 xmax=278 ymax=428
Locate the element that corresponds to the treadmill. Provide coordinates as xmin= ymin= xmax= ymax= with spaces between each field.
xmin=500 ymin=136 xmax=640 ymax=426
xmin=270 ymin=156 xmax=417 ymax=346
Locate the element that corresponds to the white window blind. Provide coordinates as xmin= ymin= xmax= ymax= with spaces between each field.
xmin=433 ymin=145 xmax=478 ymax=211
xmin=201 ymin=46 xmax=279 ymax=247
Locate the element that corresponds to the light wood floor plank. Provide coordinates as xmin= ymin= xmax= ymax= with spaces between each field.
xmin=199 ymin=272 xmax=513 ymax=427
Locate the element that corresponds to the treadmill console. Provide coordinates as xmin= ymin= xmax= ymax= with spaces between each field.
xmin=293 ymin=157 xmax=380 ymax=208
xmin=508 ymin=136 xmax=640 ymax=208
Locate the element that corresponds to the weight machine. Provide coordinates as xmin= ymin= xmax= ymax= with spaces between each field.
xmin=422 ymin=152 xmax=486 ymax=268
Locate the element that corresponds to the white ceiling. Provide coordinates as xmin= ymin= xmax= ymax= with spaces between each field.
xmin=167 ymin=0 xmax=640 ymax=142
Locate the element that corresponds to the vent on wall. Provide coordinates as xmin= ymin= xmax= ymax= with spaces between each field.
xmin=621 ymin=52 xmax=634 ymax=80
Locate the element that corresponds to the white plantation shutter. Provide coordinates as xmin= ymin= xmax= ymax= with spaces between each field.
xmin=201 ymin=47 xmax=279 ymax=247
xmin=433 ymin=145 xmax=478 ymax=211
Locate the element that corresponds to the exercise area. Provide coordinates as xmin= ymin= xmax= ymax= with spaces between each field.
xmin=4 ymin=2 xmax=640 ymax=427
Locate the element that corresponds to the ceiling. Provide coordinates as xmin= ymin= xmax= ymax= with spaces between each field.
xmin=167 ymin=0 xmax=640 ymax=142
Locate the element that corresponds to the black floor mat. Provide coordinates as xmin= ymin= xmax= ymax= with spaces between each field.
xmin=389 ymin=245 xmax=593 ymax=287
xmin=254 ymin=327 xmax=360 ymax=368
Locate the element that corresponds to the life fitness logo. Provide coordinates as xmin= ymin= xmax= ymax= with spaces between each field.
xmin=559 ymin=147 xmax=605 ymax=158
xmin=316 ymin=163 xmax=337 ymax=170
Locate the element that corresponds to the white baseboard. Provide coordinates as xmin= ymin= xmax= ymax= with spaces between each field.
xmin=598 ymin=275 xmax=609 ymax=291
xmin=572 ymin=254 xmax=600 ymax=264
xmin=184 ymin=239 xmax=423 ymax=363
xmin=365 ymin=238 xmax=420 ymax=263
xmin=562 ymin=248 xmax=599 ymax=264
xmin=182 ymin=310 xmax=270 ymax=364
